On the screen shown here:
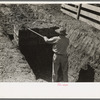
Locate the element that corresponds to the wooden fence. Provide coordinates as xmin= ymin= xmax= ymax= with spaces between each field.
xmin=61 ymin=4 xmax=100 ymax=30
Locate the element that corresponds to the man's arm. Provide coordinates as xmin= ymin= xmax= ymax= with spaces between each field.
xmin=43 ymin=36 xmax=59 ymax=44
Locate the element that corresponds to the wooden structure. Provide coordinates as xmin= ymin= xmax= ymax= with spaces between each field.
xmin=61 ymin=4 xmax=100 ymax=30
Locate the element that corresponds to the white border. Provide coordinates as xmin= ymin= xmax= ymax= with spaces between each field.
xmin=0 ymin=1 xmax=100 ymax=98
xmin=0 ymin=82 xmax=100 ymax=98
xmin=0 ymin=1 xmax=100 ymax=4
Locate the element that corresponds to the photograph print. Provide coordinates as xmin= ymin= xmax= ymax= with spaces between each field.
xmin=0 ymin=3 xmax=100 ymax=82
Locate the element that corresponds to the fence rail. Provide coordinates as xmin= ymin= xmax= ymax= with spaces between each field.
xmin=61 ymin=4 xmax=100 ymax=30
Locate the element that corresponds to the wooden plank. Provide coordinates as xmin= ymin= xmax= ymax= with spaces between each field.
xmin=77 ymin=4 xmax=82 ymax=19
xmin=64 ymin=4 xmax=80 ymax=6
xmin=80 ymin=10 xmax=100 ymax=22
xmin=82 ymin=4 xmax=100 ymax=12
xmin=61 ymin=4 xmax=78 ymax=12
xmin=79 ymin=16 xmax=100 ymax=30
xmin=61 ymin=8 xmax=77 ymax=19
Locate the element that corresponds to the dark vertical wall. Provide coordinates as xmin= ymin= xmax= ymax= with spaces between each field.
xmin=19 ymin=27 xmax=59 ymax=82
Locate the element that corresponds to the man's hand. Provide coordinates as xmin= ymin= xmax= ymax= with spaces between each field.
xmin=43 ymin=36 xmax=48 ymax=42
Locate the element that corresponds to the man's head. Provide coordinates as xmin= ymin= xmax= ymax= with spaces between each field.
xmin=55 ymin=27 xmax=67 ymax=36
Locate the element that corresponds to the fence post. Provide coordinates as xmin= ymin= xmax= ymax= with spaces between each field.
xmin=76 ymin=4 xmax=82 ymax=19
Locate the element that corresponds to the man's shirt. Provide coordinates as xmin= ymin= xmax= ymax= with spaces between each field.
xmin=45 ymin=36 xmax=69 ymax=55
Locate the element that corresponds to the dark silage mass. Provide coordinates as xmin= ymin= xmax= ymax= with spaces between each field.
xmin=19 ymin=27 xmax=59 ymax=82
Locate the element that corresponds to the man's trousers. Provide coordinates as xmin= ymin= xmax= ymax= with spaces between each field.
xmin=52 ymin=53 xmax=68 ymax=82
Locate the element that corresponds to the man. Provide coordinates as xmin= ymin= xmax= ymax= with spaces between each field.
xmin=43 ymin=27 xmax=69 ymax=82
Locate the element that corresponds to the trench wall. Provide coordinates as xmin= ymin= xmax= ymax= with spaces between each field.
xmin=67 ymin=26 xmax=100 ymax=82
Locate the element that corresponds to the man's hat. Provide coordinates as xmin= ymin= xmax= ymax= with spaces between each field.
xmin=55 ymin=27 xmax=66 ymax=35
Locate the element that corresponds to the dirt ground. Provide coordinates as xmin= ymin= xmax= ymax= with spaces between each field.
xmin=0 ymin=28 xmax=48 ymax=82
